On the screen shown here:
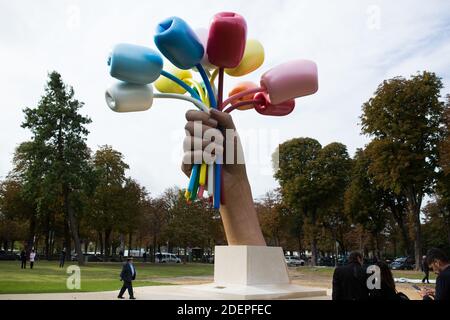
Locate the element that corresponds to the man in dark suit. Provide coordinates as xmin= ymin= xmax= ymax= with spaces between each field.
xmin=332 ymin=251 xmax=369 ymax=300
xmin=118 ymin=257 xmax=136 ymax=299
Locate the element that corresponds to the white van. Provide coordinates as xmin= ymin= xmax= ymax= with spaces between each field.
xmin=156 ymin=253 xmax=181 ymax=263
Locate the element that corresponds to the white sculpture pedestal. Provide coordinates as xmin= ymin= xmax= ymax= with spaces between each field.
xmin=184 ymin=246 xmax=327 ymax=300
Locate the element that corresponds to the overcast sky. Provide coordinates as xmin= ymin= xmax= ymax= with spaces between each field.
xmin=1 ymin=0 xmax=449 ymax=199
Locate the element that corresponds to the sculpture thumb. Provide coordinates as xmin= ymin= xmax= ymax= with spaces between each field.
xmin=155 ymin=65 xmax=193 ymax=94
xmin=154 ymin=17 xmax=204 ymax=70
xmin=207 ymin=12 xmax=247 ymax=68
xmin=260 ymin=59 xmax=318 ymax=105
xmin=228 ymin=81 xmax=259 ymax=110
xmin=254 ymin=92 xmax=295 ymax=116
xmin=225 ymin=39 xmax=265 ymax=77
xmin=106 ymin=82 xmax=154 ymax=113
xmin=108 ymin=43 xmax=163 ymax=85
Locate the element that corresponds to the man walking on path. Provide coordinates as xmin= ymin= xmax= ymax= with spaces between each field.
xmin=422 ymin=255 xmax=430 ymax=284
xmin=118 ymin=257 xmax=136 ymax=300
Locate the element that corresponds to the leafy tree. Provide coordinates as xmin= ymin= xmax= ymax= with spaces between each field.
xmin=21 ymin=72 xmax=92 ymax=265
xmin=274 ymin=139 xmax=352 ymax=265
xmin=0 ymin=178 xmax=34 ymax=251
xmin=422 ymin=199 xmax=450 ymax=252
xmin=360 ymin=71 xmax=446 ymax=269
xmin=316 ymin=143 xmax=352 ymax=258
xmin=256 ymin=191 xmax=284 ymax=246
xmin=345 ymin=148 xmax=389 ymax=258
xmin=274 ymin=138 xmax=322 ymax=265
xmin=88 ymin=145 xmax=129 ymax=259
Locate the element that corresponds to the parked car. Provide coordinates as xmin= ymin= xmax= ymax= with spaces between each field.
xmin=285 ymin=256 xmax=305 ymax=267
xmin=156 ymin=253 xmax=181 ymax=263
xmin=337 ymin=256 xmax=348 ymax=266
xmin=390 ymin=257 xmax=415 ymax=270
xmin=317 ymin=256 xmax=335 ymax=267
xmin=71 ymin=253 xmax=103 ymax=262
xmin=0 ymin=250 xmax=20 ymax=261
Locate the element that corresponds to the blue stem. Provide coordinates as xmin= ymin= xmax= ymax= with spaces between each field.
xmin=196 ymin=64 xmax=217 ymax=108
xmin=196 ymin=65 xmax=221 ymax=209
xmin=161 ymin=70 xmax=200 ymax=100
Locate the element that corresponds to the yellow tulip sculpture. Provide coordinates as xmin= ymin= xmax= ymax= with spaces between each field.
xmin=155 ymin=65 xmax=193 ymax=94
xmin=225 ymin=39 xmax=265 ymax=77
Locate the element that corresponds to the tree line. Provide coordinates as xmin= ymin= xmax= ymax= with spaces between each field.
xmin=0 ymin=72 xmax=225 ymax=265
xmin=271 ymin=71 xmax=450 ymax=269
xmin=0 ymin=71 xmax=449 ymax=269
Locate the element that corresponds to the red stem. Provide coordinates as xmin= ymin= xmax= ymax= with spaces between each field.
xmin=218 ymin=68 xmax=225 ymax=110
xmin=222 ymin=87 xmax=265 ymax=109
xmin=224 ymin=99 xmax=265 ymax=113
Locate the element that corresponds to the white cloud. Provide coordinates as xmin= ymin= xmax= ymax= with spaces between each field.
xmin=1 ymin=0 xmax=449 ymax=198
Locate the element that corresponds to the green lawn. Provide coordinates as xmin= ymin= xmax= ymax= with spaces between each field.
xmin=295 ymin=266 xmax=437 ymax=280
xmin=0 ymin=261 xmax=213 ymax=294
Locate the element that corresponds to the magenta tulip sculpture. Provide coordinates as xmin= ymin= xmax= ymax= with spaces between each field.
xmin=206 ymin=12 xmax=247 ymax=68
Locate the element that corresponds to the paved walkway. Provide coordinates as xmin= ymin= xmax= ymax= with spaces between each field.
xmin=0 ymin=284 xmax=331 ymax=300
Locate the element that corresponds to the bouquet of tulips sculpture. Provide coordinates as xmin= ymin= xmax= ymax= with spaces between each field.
xmin=105 ymin=12 xmax=319 ymax=209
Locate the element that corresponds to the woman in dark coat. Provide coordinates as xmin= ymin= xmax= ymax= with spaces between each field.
xmin=369 ymin=261 xmax=409 ymax=300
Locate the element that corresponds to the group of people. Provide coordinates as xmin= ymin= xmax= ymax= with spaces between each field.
xmin=19 ymin=249 xmax=36 ymax=269
xmin=19 ymin=248 xmax=67 ymax=269
xmin=332 ymin=248 xmax=450 ymax=301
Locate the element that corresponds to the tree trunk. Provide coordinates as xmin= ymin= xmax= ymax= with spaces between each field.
xmin=128 ymin=232 xmax=132 ymax=257
xmin=63 ymin=186 xmax=84 ymax=266
xmin=152 ymin=235 xmax=157 ymax=263
xmin=391 ymin=205 xmax=411 ymax=255
xmin=310 ymin=210 xmax=318 ymax=266
xmin=407 ymin=189 xmax=423 ymax=271
xmin=104 ymin=229 xmax=112 ymax=261
xmin=98 ymin=232 xmax=104 ymax=255
xmin=374 ymin=233 xmax=381 ymax=259
xmin=44 ymin=215 xmax=50 ymax=260
xmin=67 ymin=205 xmax=84 ymax=266
xmin=64 ymin=216 xmax=71 ymax=262
xmin=27 ymin=213 xmax=37 ymax=254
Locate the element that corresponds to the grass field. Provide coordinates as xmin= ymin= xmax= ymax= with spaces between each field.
xmin=0 ymin=261 xmax=214 ymax=294
xmin=0 ymin=261 xmax=435 ymax=296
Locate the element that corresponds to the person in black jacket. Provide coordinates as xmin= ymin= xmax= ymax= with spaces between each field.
xmin=332 ymin=251 xmax=368 ymax=300
xmin=368 ymin=261 xmax=409 ymax=300
xmin=118 ymin=257 xmax=136 ymax=299
xmin=421 ymin=248 xmax=450 ymax=301
xmin=422 ymin=255 xmax=430 ymax=284
xmin=20 ymin=250 xmax=27 ymax=269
